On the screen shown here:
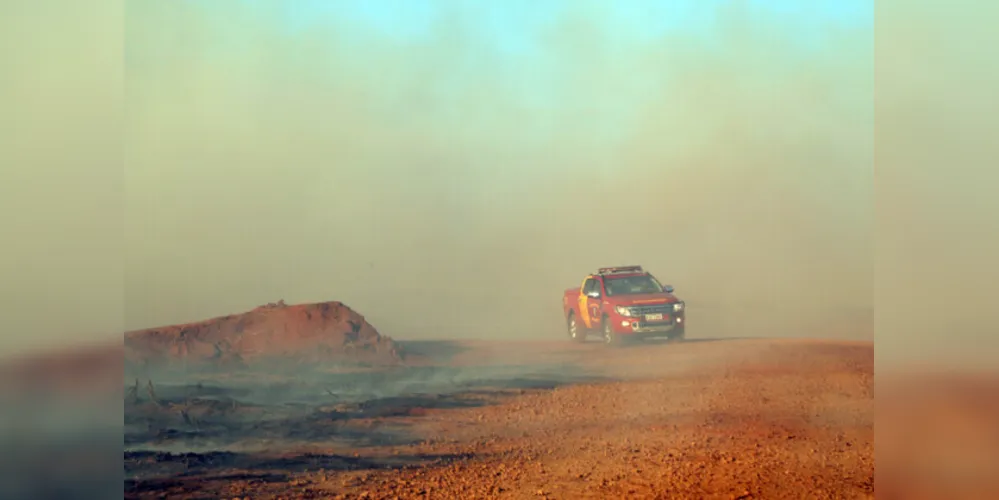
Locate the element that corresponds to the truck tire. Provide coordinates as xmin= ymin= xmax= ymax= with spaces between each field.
xmin=668 ymin=327 xmax=685 ymax=343
xmin=567 ymin=311 xmax=586 ymax=343
xmin=601 ymin=315 xmax=622 ymax=346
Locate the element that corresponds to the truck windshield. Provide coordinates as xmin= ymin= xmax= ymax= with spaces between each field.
xmin=604 ymin=275 xmax=663 ymax=296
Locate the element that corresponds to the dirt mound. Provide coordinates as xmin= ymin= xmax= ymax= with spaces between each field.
xmin=124 ymin=300 xmax=402 ymax=370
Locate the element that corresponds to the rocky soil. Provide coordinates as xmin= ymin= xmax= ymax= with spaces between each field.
xmin=123 ymin=337 xmax=883 ymax=499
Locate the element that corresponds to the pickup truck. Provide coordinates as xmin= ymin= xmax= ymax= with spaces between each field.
xmin=562 ymin=266 xmax=685 ymax=345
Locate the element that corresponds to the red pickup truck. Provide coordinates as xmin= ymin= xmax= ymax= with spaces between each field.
xmin=562 ymin=266 xmax=685 ymax=345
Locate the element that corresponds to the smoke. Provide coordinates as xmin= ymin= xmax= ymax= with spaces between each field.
xmin=123 ymin=1 xmax=873 ymax=341
xmin=876 ymin=1 xmax=999 ymax=494
xmin=875 ymin=0 xmax=999 ymax=370
xmin=0 ymin=0 xmax=123 ymax=358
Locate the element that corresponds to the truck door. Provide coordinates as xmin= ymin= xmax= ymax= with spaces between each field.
xmin=577 ymin=278 xmax=596 ymax=329
xmin=583 ymin=278 xmax=604 ymax=329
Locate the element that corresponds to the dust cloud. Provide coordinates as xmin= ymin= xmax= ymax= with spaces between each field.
xmin=875 ymin=0 xmax=999 ymax=371
xmin=124 ymin=1 xmax=873 ymax=342
xmin=0 ymin=1 xmax=123 ymax=358
xmin=876 ymin=2 xmax=999 ymax=494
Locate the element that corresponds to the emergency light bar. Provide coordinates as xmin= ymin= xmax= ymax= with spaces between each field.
xmin=597 ymin=265 xmax=644 ymax=275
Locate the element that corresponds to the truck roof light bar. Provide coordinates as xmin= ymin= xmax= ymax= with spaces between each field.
xmin=597 ymin=265 xmax=644 ymax=275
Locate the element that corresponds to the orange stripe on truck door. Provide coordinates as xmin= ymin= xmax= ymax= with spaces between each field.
xmin=577 ymin=277 xmax=592 ymax=328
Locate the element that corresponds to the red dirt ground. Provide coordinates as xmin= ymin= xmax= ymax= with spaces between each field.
xmin=8 ymin=303 xmax=997 ymax=498
xmin=124 ymin=338 xmax=881 ymax=499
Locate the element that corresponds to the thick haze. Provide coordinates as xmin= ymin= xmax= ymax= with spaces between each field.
xmin=875 ymin=0 xmax=999 ymax=369
xmin=122 ymin=0 xmax=873 ymax=341
xmin=0 ymin=1 xmax=122 ymax=358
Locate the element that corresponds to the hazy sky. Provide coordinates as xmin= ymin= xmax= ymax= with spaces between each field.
xmin=3 ymin=1 xmax=998 ymax=371
xmin=121 ymin=0 xmax=873 ymax=341
xmin=2 ymin=0 xmax=876 ymax=356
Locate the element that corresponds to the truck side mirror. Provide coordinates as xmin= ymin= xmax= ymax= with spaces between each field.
xmin=663 ymin=285 xmax=674 ymax=293
xmin=586 ymin=290 xmax=601 ymax=298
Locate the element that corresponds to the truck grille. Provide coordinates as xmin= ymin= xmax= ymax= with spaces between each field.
xmin=629 ymin=304 xmax=673 ymax=316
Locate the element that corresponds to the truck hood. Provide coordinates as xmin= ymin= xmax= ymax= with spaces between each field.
xmin=608 ymin=293 xmax=679 ymax=305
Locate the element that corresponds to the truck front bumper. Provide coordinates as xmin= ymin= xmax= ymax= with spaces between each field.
xmin=611 ymin=315 xmax=685 ymax=335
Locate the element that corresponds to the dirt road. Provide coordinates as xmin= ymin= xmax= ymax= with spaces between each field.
xmin=123 ymin=336 xmax=877 ymax=499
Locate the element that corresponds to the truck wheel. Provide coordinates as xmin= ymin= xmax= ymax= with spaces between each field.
xmin=668 ymin=328 xmax=685 ymax=343
xmin=602 ymin=316 xmax=622 ymax=346
xmin=567 ymin=312 xmax=586 ymax=342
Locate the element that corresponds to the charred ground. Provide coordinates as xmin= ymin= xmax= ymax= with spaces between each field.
xmin=120 ymin=306 xmax=878 ymax=499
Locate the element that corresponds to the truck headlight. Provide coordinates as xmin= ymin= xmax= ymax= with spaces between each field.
xmin=673 ymin=302 xmax=685 ymax=312
xmin=615 ymin=306 xmax=633 ymax=317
